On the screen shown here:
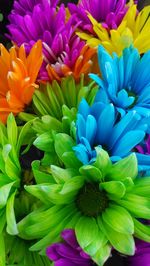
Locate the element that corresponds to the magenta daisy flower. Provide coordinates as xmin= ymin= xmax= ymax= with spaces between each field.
xmin=68 ymin=0 xmax=138 ymax=32
xmin=10 ymin=0 xmax=59 ymax=16
xmin=7 ymin=0 xmax=95 ymax=82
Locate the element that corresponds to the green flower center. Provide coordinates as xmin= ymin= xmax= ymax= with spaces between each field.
xmin=76 ymin=183 xmax=109 ymax=217
xmin=128 ymin=91 xmax=138 ymax=108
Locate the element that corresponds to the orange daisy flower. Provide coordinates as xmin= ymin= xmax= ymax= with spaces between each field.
xmin=0 ymin=40 xmax=43 ymax=123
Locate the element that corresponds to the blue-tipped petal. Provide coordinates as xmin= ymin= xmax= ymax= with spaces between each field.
xmin=78 ymin=99 xmax=90 ymax=119
xmin=113 ymin=130 xmax=145 ymax=157
xmin=77 ymin=114 xmax=86 ymax=141
xmin=86 ymin=115 xmax=97 ymax=145
xmin=97 ymin=104 xmax=115 ymax=144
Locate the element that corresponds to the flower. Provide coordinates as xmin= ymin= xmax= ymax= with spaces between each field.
xmin=17 ymin=145 xmax=150 ymax=265
xmin=46 ymin=229 xmax=93 ymax=266
xmin=31 ymin=75 xmax=98 ymax=120
xmin=77 ymin=5 xmax=150 ymax=55
xmin=7 ymin=1 xmax=95 ymax=82
xmin=127 ymin=239 xmax=150 ymax=266
xmin=68 ymin=0 xmax=134 ymax=32
xmin=90 ymin=46 xmax=150 ymax=118
xmin=0 ymin=40 xmax=42 ymax=123
xmin=73 ymin=99 xmax=150 ymax=171
xmin=10 ymin=0 xmax=59 ymax=16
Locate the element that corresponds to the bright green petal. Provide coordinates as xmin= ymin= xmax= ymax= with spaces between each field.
xmin=7 ymin=113 xmax=18 ymax=147
xmin=93 ymin=148 xmax=112 ymax=177
xmin=92 ymin=243 xmax=111 ymax=266
xmin=133 ymin=218 xmax=150 ymax=242
xmin=132 ymin=177 xmax=150 ymax=196
xmin=102 ymin=204 xmax=134 ymax=234
xmin=107 ymin=154 xmax=137 ymax=181
xmin=75 ymin=216 xmax=99 ymax=249
xmin=100 ymin=181 xmax=126 ymax=199
xmin=54 ymin=133 xmax=75 ymax=159
xmin=62 ymin=151 xmax=82 ymax=168
xmin=32 ymin=160 xmax=54 ymax=184
xmin=51 ymin=165 xmax=78 ymax=183
xmin=118 ymin=194 xmax=150 ymax=219
xmin=0 ymin=182 xmax=15 ymax=209
xmin=0 ymin=233 xmax=5 ymax=266
xmin=84 ymin=227 xmax=107 ymax=256
xmin=33 ymin=132 xmax=54 ymax=152
xmin=98 ymin=217 xmax=135 ymax=255
xmin=79 ymin=165 xmax=103 ymax=182
xmin=6 ymin=191 xmax=18 ymax=235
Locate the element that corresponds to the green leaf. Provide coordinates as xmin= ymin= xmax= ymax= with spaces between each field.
xmin=93 ymin=148 xmax=112 ymax=178
xmin=0 ymin=182 xmax=15 ymax=209
xmin=75 ymin=216 xmax=99 ymax=249
xmin=6 ymin=191 xmax=18 ymax=235
xmin=107 ymin=154 xmax=138 ymax=181
xmin=98 ymin=216 xmax=135 ymax=255
xmin=54 ymin=133 xmax=75 ymax=161
xmin=102 ymin=204 xmax=134 ymax=234
xmin=33 ymin=132 xmax=54 ymax=152
xmin=0 ymin=233 xmax=5 ymax=266
xmin=79 ymin=165 xmax=102 ymax=182
xmin=133 ymin=218 xmax=150 ymax=242
xmin=7 ymin=113 xmax=18 ymax=146
xmin=100 ymin=181 xmax=126 ymax=199
xmin=118 ymin=194 xmax=150 ymax=219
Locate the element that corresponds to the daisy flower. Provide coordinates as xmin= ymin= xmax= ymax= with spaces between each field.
xmin=0 ymin=41 xmax=42 ymax=123
xmin=7 ymin=1 xmax=95 ymax=82
xmin=78 ymin=5 xmax=150 ymax=55
xmin=17 ymin=145 xmax=150 ymax=265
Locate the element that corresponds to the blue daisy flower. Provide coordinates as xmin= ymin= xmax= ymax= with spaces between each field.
xmin=90 ymin=45 xmax=150 ymax=118
xmin=73 ymin=99 xmax=150 ymax=171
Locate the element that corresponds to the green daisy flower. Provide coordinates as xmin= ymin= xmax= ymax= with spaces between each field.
xmin=18 ymin=75 xmax=97 ymax=122
xmin=0 ymin=114 xmax=50 ymax=265
xmin=17 ymin=134 xmax=150 ymax=266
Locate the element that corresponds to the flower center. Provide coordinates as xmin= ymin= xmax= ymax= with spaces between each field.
xmin=76 ymin=183 xmax=109 ymax=217
xmin=127 ymin=91 xmax=138 ymax=108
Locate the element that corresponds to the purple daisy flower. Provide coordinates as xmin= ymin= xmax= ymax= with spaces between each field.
xmin=68 ymin=0 xmax=138 ymax=32
xmin=46 ymin=229 xmax=94 ymax=266
xmin=7 ymin=0 xmax=94 ymax=82
xmin=10 ymin=0 xmax=59 ymax=16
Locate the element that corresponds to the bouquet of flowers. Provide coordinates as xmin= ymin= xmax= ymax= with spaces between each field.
xmin=1 ymin=0 xmax=150 ymax=265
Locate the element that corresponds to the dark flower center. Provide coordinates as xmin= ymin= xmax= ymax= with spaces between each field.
xmin=76 ymin=183 xmax=109 ymax=217
xmin=127 ymin=91 xmax=138 ymax=108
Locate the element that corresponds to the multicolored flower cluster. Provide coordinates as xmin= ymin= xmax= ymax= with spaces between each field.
xmin=0 ymin=0 xmax=150 ymax=265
